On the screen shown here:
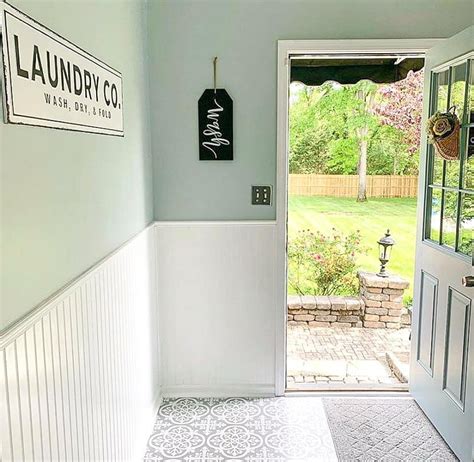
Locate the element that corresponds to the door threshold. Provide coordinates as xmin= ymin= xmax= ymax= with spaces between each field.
xmin=284 ymin=389 xmax=412 ymax=398
xmin=286 ymin=382 xmax=409 ymax=393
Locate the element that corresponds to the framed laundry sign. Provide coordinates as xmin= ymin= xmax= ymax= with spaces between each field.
xmin=198 ymin=58 xmax=233 ymax=160
xmin=1 ymin=3 xmax=124 ymax=136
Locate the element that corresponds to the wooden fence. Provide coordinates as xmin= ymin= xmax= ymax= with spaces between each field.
xmin=288 ymin=174 xmax=418 ymax=198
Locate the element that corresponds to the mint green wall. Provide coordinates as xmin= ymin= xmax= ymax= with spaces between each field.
xmin=2 ymin=0 xmax=473 ymax=329
xmin=148 ymin=0 xmax=473 ymax=221
xmin=0 ymin=0 xmax=153 ymax=330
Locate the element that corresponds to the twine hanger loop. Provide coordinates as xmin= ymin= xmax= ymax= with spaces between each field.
xmin=213 ymin=57 xmax=218 ymax=94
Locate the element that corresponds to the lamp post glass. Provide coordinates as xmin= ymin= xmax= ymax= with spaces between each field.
xmin=377 ymin=229 xmax=395 ymax=278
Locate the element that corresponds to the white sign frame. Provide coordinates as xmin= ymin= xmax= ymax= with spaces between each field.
xmin=1 ymin=2 xmax=124 ymax=136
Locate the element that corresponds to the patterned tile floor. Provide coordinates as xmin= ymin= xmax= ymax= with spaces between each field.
xmin=287 ymin=325 xmax=411 ymax=386
xmin=144 ymin=397 xmax=338 ymax=461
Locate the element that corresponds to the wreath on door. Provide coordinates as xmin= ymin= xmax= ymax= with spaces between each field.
xmin=426 ymin=106 xmax=460 ymax=160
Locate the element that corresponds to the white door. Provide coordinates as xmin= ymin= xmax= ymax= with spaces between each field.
xmin=410 ymin=26 xmax=474 ymax=462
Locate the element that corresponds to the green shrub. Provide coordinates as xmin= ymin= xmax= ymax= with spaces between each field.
xmin=288 ymin=229 xmax=367 ymax=296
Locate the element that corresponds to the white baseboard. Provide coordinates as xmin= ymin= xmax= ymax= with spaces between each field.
xmin=162 ymin=384 xmax=275 ymax=398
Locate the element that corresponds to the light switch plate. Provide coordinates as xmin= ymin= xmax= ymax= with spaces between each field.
xmin=252 ymin=185 xmax=272 ymax=205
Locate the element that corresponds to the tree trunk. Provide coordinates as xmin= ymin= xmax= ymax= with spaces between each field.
xmin=354 ymin=86 xmax=375 ymax=202
xmin=357 ymin=126 xmax=368 ymax=202
xmin=393 ymin=156 xmax=400 ymax=176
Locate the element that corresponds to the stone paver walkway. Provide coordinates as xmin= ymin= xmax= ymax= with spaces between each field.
xmin=287 ymin=325 xmax=411 ymax=387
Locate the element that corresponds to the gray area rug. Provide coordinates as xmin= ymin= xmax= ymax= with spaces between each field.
xmin=322 ymin=398 xmax=457 ymax=461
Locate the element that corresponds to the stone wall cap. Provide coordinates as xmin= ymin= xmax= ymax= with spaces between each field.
xmin=287 ymin=295 xmax=303 ymax=307
xmin=358 ymin=271 xmax=409 ymax=289
xmin=288 ymin=294 xmax=364 ymax=310
xmin=314 ymin=296 xmax=331 ymax=308
xmin=345 ymin=296 xmax=363 ymax=304
xmin=330 ymin=295 xmax=363 ymax=311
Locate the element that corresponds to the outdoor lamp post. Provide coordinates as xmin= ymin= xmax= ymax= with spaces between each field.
xmin=377 ymin=229 xmax=395 ymax=278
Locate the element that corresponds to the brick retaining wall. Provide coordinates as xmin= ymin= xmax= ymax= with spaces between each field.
xmin=288 ymin=272 xmax=411 ymax=329
xmin=287 ymin=296 xmax=364 ymax=327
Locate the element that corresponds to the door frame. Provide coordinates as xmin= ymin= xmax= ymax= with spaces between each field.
xmin=275 ymin=38 xmax=442 ymax=396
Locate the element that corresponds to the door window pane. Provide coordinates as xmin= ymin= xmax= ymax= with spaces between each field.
xmin=467 ymin=127 xmax=474 ymax=190
xmin=431 ymin=145 xmax=444 ymax=185
xmin=450 ymin=63 xmax=467 ymax=122
xmin=434 ymin=70 xmax=449 ymax=114
xmin=469 ymin=60 xmax=474 ymax=123
xmin=443 ymin=64 xmax=466 ymax=188
xmin=458 ymin=193 xmax=473 ymax=256
xmin=445 ymin=157 xmax=460 ymax=188
xmin=427 ymin=187 xmax=442 ymax=242
xmin=442 ymin=191 xmax=458 ymax=248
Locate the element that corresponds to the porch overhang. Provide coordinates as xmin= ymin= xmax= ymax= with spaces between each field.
xmin=290 ymin=56 xmax=425 ymax=85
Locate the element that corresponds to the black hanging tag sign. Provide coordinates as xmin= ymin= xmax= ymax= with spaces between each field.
xmin=199 ymin=58 xmax=233 ymax=160
xmin=199 ymin=88 xmax=233 ymax=160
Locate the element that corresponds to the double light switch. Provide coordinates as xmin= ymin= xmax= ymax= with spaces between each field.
xmin=252 ymin=185 xmax=272 ymax=205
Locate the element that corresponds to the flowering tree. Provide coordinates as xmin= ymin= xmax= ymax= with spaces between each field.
xmin=375 ymin=70 xmax=424 ymax=156
xmin=288 ymin=71 xmax=425 ymax=192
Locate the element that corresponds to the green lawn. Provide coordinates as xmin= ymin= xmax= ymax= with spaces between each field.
xmin=288 ymin=196 xmax=418 ymax=302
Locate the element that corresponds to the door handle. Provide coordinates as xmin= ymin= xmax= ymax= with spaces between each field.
xmin=462 ymin=276 xmax=474 ymax=287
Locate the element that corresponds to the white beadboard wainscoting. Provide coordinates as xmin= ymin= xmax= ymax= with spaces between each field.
xmin=155 ymin=221 xmax=278 ymax=397
xmin=0 ymin=225 xmax=161 ymax=462
xmin=1 ymin=220 xmax=281 ymax=461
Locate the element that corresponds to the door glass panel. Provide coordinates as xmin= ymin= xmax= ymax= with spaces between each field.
xmin=458 ymin=193 xmax=473 ymax=256
xmin=434 ymin=70 xmax=449 ymax=113
xmin=445 ymin=158 xmax=460 ymax=188
xmin=467 ymin=127 xmax=474 ymax=190
xmin=432 ymin=145 xmax=444 ymax=185
xmin=427 ymin=187 xmax=442 ymax=242
xmin=444 ymin=64 xmax=466 ymax=188
xmin=442 ymin=191 xmax=458 ymax=248
xmin=470 ymin=60 xmax=474 ymax=123
xmin=450 ymin=63 xmax=467 ymax=121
